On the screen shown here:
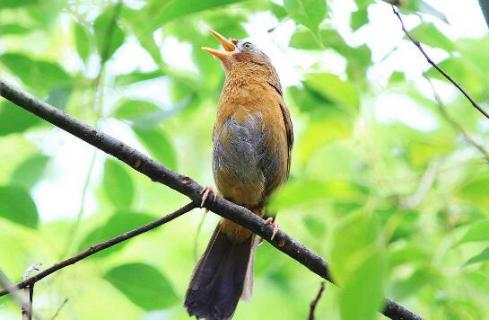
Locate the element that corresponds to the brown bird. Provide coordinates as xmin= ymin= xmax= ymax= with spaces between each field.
xmin=184 ymin=31 xmax=293 ymax=320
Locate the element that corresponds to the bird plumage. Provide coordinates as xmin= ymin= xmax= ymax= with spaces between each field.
xmin=185 ymin=31 xmax=293 ymax=320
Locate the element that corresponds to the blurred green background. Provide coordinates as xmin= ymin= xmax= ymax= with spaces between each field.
xmin=1 ymin=0 xmax=489 ymax=319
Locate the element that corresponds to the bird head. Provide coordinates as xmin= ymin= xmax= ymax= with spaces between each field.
xmin=202 ymin=30 xmax=273 ymax=74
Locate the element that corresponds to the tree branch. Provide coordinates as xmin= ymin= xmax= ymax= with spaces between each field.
xmin=0 ymin=201 xmax=197 ymax=297
xmin=308 ymin=282 xmax=325 ymax=320
xmin=0 ymin=79 xmax=422 ymax=320
xmin=391 ymin=5 xmax=489 ymax=120
xmin=479 ymin=0 xmax=489 ymax=28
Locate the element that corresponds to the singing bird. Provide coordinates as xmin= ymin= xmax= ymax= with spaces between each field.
xmin=184 ymin=31 xmax=293 ymax=320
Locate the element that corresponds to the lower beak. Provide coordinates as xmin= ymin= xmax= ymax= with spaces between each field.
xmin=202 ymin=30 xmax=236 ymax=61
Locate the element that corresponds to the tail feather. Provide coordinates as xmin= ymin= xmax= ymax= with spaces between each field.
xmin=185 ymin=225 xmax=254 ymax=320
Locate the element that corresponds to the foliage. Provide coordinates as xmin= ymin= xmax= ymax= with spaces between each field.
xmin=0 ymin=0 xmax=488 ymax=319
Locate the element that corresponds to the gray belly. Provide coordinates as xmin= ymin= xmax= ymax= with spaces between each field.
xmin=213 ymin=114 xmax=266 ymax=186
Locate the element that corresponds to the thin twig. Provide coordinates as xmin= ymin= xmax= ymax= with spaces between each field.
xmin=0 ymin=270 xmax=42 ymax=320
xmin=22 ymin=264 xmax=41 ymax=320
xmin=425 ymin=77 xmax=489 ymax=162
xmin=391 ymin=5 xmax=489 ymax=120
xmin=308 ymin=282 xmax=325 ymax=320
xmin=0 ymin=202 xmax=197 ymax=297
xmin=0 ymin=79 xmax=423 ymax=320
xmin=50 ymin=298 xmax=68 ymax=320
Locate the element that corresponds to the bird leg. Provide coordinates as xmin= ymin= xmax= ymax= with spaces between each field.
xmin=200 ymin=186 xmax=216 ymax=207
xmin=264 ymin=217 xmax=279 ymax=241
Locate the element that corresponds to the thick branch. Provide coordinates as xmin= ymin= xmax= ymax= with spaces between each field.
xmin=0 ymin=202 xmax=197 ymax=297
xmin=0 ymin=80 xmax=422 ymax=320
xmin=391 ymin=6 xmax=489 ymax=120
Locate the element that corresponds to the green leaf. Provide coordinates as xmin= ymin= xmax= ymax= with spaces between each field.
xmin=145 ymin=0 xmax=248 ymax=29
xmin=0 ymin=186 xmax=39 ymax=228
xmin=104 ymin=263 xmax=179 ymax=310
xmin=0 ymin=101 xmax=41 ymax=136
xmin=465 ymin=247 xmax=489 ymax=266
xmin=350 ymin=9 xmax=369 ymax=31
xmin=331 ymin=212 xmax=381 ymax=284
xmin=11 ymin=154 xmax=49 ymax=189
xmin=458 ymin=220 xmax=489 ymax=245
xmin=459 ymin=174 xmax=489 ymax=208
xmin=133 ymin=127 xmax=177 ymax=171
xmin=0 ymin=0 xmax=39 ymax=8
xmin=409 ymin=23 xmax=455 ymax=51
xmin=114 ymin=70 xmax=165 ymax=86
xmin=303 ymin=214 xmax=326 ymax=237
xmin=304 ymin=73 xmax=359 ymax=110
xmin=391 ymin=268 xmax=434 ymax=299
xmin=284 ymin=0 xmax=327 ymax=36
xmin=94 ymin=5 xmax=125 ymax=62
xmin=103 ymin=159 xmax=134 ymax=209
xmin=79 ymin=211 xmax=156 ymax=256
xmin=113 ymin=99 xmax=160 ymax=121
xmin=73 ymin=22 xmax=92 ymax=63
xmin=1 ymin=53 xmax=71 ymax=93
xmin=290 ymin=28 xmax=348 ymax=52
xmin=0 ymin=24 xmax=30 ymax=36
xmin=339 ymin=251 xmax=386 ymax=320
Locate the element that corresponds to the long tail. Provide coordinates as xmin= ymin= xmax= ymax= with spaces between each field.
xmin=185 ymin=224 xmax=255 ymax=320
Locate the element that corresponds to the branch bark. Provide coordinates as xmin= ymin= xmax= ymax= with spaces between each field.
xmin=479 ymin=0 xmax=489 ymax=28
xmin=0 ymin=201 xmax=196 ymax=297
xmin=0 ymin=79 xmax=422 ymax=320
xmin=391 ymin=5 xmax=489 ymax=120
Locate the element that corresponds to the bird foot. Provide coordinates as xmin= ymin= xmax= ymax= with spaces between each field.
xmin=264 ymin=217 xmax=279 ymax=241
xmin=200 ymin=186 xmax=216 ymax=207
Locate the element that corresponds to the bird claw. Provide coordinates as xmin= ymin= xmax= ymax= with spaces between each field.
xmin=264 ymin=217 xmax=279 ymax=241
xmin=200 ymin=186 xmax=216 ymax=207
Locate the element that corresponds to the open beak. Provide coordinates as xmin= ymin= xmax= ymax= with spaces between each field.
xmin=202 ymin=30 xmax=236 ymax=61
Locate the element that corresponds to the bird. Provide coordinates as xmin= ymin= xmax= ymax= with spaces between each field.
xmin=184 ymin=30 xmax=294 ymax=320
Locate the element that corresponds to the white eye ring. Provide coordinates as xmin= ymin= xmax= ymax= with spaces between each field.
xmin=242 ymin=42 xmax=253 ymax=50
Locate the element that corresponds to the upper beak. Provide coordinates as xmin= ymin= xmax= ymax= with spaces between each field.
xmin=202 ymin=30 xmax=236 ymax=61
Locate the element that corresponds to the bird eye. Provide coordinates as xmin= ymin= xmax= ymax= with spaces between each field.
xmin=242 ymin=42 xmax=253 ymax=50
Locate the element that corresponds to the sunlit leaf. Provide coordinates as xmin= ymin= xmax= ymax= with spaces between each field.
xmin=339 ymin=251 xmax=386 ymax=320
xmin=350 ymin=9 xmax=368 ymax=31
xmin=11 ymin=154 xmax=49 ymax=189
xmin=104 ymin=263 xmax=179 ymax=310
xmin=73 ymin=22 xmax=92 ymax=63
xmin=113 ymin=99 xmax=160 ymax=121
xmin=457 ymin=220 xmax=489 ymax=245
xmin=465 ymin=247 xmax=489 ymax=266
xmin=409 ymin=23 xmax=455 ymax=51
xmin=391 ymin=268 xmax=434 ymax=299
xmin=94 ymin=5 xmax=125 ymax=62
xmin=114 ymin=70 xmax=165 ymax=86
xmin=1 ymin=53 xmax=71 ymax=93
xmin=0 ymin=24 xmax=30 ymax=35
xmin=304 ymin=73 xmax=360 ymax=110
xmin=79 ymin=211 xmax=156 ymax=257
xmin=331 ymin=212 xmax=381 ymax=284
xmin=145 ymin=0 xmax=248 ymax=29
xmin=103 ymin=159 xmax=134 ymax=209
xmin=284 ymin=0 xmax=327 ymax=37
xmin=0 ymin=186 xmax=39 ymax=228
xmin=133 ymin=127 xmax=177 ymax=171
